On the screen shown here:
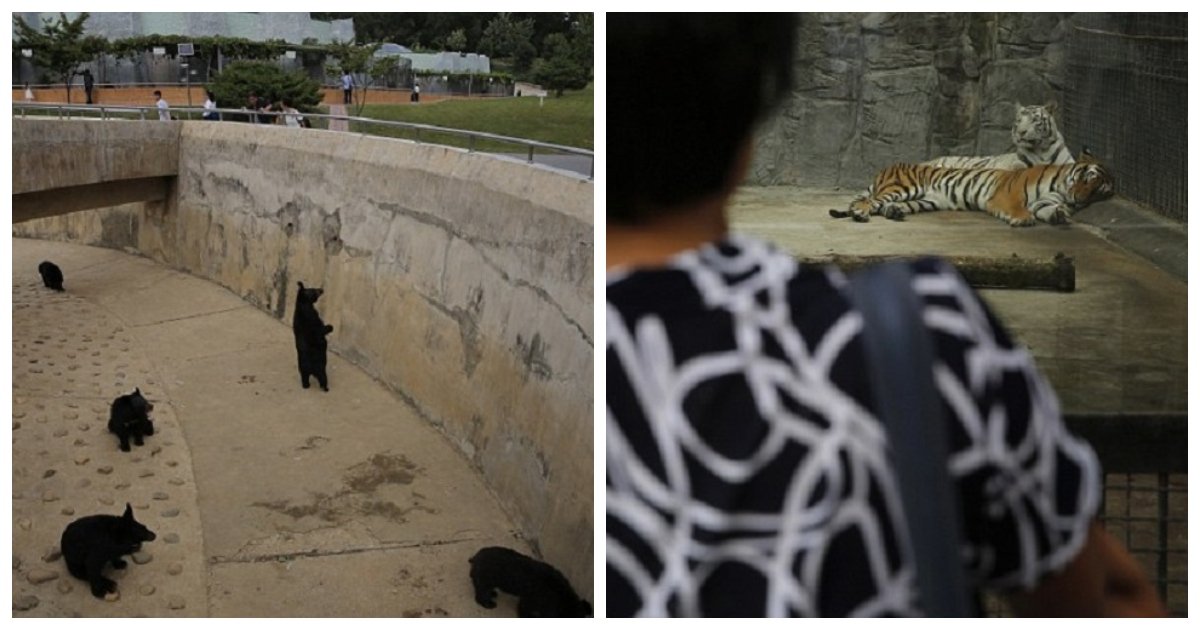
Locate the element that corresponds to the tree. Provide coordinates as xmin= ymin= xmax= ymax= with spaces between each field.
xmin=570 ymin=13 xmax=593 ymax=74
xmin=479 ymin=13 xmax=536 ymax=74
xmin=531 ymin=33 xmax=589 ymax=97
xmin=210 ymin=61 xmax=322 ymax=120
xmin=326 ymin=40 xmax=395 ymax=116
xmin=444 ymin=28 xmax=467 ymax=52
xmin=13 ymin=12 xmax=92 ymax=104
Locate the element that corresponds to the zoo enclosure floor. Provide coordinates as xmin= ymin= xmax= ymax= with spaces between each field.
xmin=12 ymin=238 xmax=528 ymax=618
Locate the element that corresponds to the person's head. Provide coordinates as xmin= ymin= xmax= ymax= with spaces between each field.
xmin=207 ymin=90 xmax=215 ymax=101
xmin=609 ymin=14 xmax=796 ymax=225
xmin=153 ymin=90 xmax=162 ymax=99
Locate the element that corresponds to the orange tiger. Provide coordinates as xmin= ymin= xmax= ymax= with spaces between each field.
xmin=829 ymin=155 xmax=1115 ymax=227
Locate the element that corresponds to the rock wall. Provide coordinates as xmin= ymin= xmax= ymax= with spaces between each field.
xmin=13 ymin=122 xmax=594 ymax=597
xmin=751 ymin=12 xmax=1074 ymax=188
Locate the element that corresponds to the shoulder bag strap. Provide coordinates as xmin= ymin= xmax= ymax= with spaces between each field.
xmin=848 ymin=261 xmax=974 ymax=617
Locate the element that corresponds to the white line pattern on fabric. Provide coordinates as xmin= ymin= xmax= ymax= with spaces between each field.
xmin=607 ymin=235 xmax=1100 ymax=615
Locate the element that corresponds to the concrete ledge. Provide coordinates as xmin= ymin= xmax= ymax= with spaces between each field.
xmin=13 ymin=118 xmax=180 ymax=195
xmin=1073 ymin=196 xmax=1187 ymax=282
xmin=13 ymin=176 xmax=173 ymax=223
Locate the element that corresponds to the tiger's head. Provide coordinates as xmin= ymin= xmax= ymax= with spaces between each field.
xmin=1011 ymin=102 xmax=1061 ymax=152
xmin=1063 ymin=152 xmax=1115 ymax=207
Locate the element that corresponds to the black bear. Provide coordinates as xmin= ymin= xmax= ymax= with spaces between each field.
xmin=61 ymin=503 xmax=157 ymax=599
xmin=107 ymin=387 xmax=155 ymax=452
xmin=293 ymin=282 xmax=334 ymax=391
xmin=469 ymin=546 xmax=592 ymax=617
xmin=38 ymin=260 xmax=64 ymax=291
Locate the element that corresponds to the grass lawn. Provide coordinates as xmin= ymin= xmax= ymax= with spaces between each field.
xmin=350 ymin=86 xmax=593 ymax=152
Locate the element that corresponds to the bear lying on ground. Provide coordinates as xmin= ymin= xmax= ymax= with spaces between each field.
xmin=293 ymin=282 xmax=334 ymax=391
xmin=38 ymin=261 xmax=64 ymax=291
xmin=108 ymin=387 xmax=155 ymax=452
xmin=469 ymin=546 xmax=592 ymax=617
xmin=61 ymin=503 xmax=157 ymax=599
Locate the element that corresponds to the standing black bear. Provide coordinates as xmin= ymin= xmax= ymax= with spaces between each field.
xmin=61 ymin=503 xmax=157 ymax=599
xmin=107 ymin=387 xmax=155 ymax=452
xmin=469 ymin=546 xmax=592 ymax=617
xmin=38 ymin=260 xmax=64 ymax=291
xmin=293 ymin=282 xmax=334 ymax=391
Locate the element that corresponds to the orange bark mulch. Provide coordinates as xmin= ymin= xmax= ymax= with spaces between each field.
xmin=12 ymin=85 xmax=470 ymax=108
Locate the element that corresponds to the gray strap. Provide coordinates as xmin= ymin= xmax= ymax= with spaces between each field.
xmin=848 ymin=262 xmax=973 ymax=617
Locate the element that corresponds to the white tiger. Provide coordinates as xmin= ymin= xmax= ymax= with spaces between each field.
xmin=925 ymin=102 xmax=1075 ymax=170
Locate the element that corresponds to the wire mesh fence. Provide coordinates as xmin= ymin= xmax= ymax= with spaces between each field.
xmin=1101 ymin=473 xmax=1187 ymax=616
xmin=1063 ymin=13 xmax=1187 ymax=221
xmin=983 ymin=474 xmax=1188 ymax=618
xmin=982 ymin=411 xmax=1187 ymax=617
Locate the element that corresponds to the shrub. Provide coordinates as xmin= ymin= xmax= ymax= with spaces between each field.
xmin=209 ymin=61 xmax=322 ymax=115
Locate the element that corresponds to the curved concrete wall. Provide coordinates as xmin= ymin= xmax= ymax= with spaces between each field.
xmin=13 ymin=121 xmax=594 ymax=597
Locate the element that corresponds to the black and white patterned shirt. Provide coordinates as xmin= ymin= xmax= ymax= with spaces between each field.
xmin=606 ymin=234 xmax=1100 ymax=617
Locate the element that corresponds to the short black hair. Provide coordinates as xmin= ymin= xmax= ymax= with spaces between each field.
xmin=153 ymin=90 xmax=161 ymax=97
xmin=608 ymin=14 xmax=796 ymax=224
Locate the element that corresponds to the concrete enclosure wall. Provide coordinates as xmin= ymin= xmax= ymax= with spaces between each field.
xmin=12 ymin=117 xmax=181 ymax=194
xmin=13 ymin=120 xmax=594 ymax=597
xmin=751 ymin=12 xmax=1074 ymax=188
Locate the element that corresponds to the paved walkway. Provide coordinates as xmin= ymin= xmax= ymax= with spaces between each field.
xmin=327 ymin=103 xmax=350 ymax=132
xmin=12 ymin=238 xmax=527 ymax=617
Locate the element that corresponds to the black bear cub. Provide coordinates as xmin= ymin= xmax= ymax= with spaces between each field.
xmin=469 ymin=546 xmax=592 ymax=617
xmin=38 ymin=260 xmax=64 ymax=291
xmin=293 ymin=282 xmax=334 ymax=391
xmin=61 ymin=503 xmax=157 ymax=599
xmin=108 ymin=387 xmax=155 ymax=452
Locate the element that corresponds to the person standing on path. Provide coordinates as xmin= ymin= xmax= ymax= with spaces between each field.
xmin=342 ymin=70 xmax=354 ymax=105
xmin=154 ymin=90 xmax=170 ymax=121
xmin=82 ymin=69 xmax=95 ymax=104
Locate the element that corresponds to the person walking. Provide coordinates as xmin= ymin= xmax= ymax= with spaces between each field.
xmin=606 ymin=13 xmax=1166 ymax=619
xmin=342 ymin=70 xmax=354 ymax=105
xmin=202 ymin=90 xmax=218 ymax=121
xmin=154 ymin=90 xmax=170 ymax=121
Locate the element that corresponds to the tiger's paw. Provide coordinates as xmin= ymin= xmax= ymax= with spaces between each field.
xmin=852 ymin=212 xmax=870 ymax=223
xmin=881 ymin=205 xmax=907 ymax=221
xmin=1035 ymin=206 xmax=1071 ymax=225
xmin=1007 ymin=215 xmax=1036 ymax=227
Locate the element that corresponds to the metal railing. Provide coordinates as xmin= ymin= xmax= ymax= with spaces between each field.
xmin=13 ymin=102 xmax=594 ymax=180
